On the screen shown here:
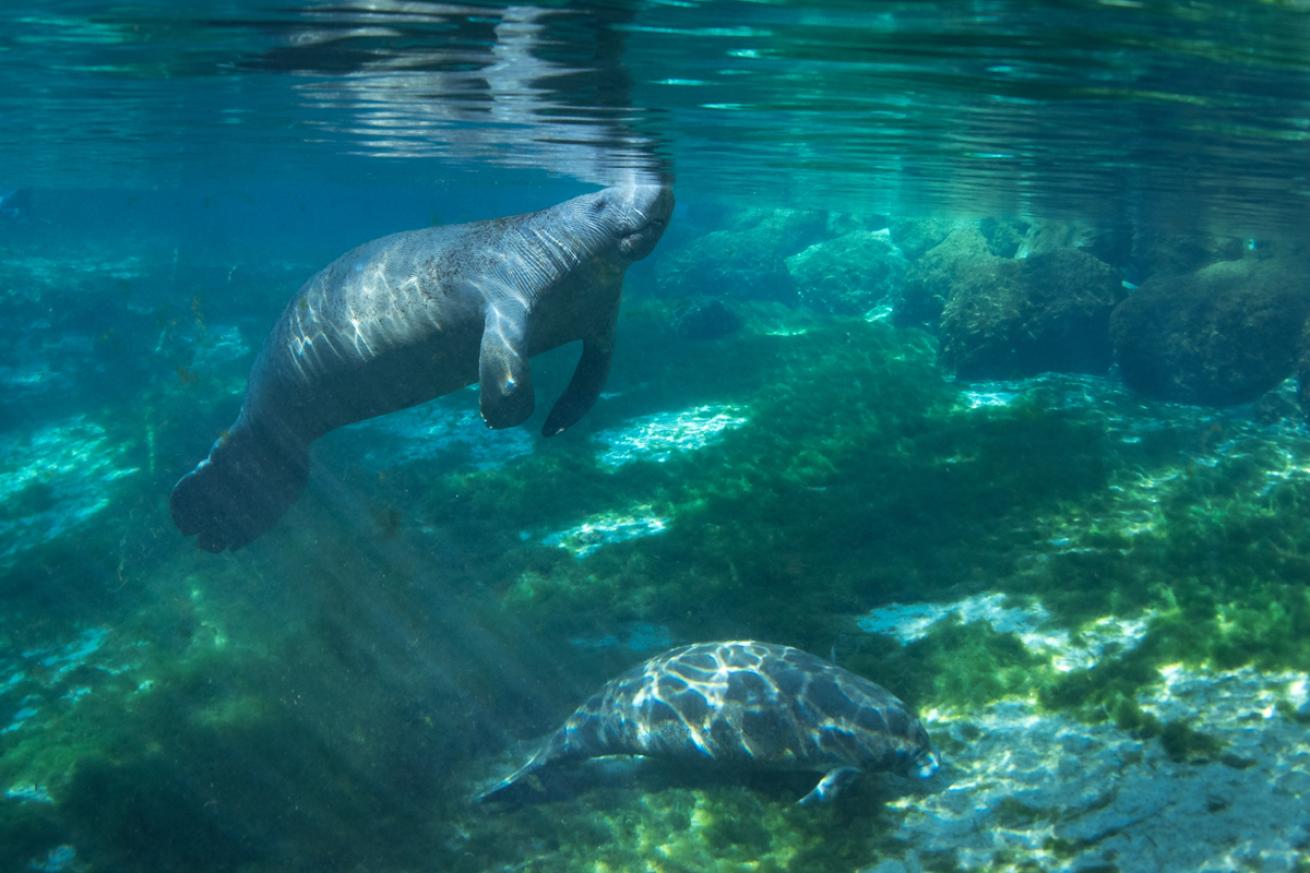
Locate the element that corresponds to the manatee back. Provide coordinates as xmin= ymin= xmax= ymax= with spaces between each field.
xmin=561 ymin=641 xmax=936 ymax=775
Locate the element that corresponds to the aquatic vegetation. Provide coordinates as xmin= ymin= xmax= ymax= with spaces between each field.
xmin=0 ymin=418 xmax=140 ymax=575
xmin=343 ymin=393 xmax=536 ymax=473
xmin=5 ymin=239 xmax=1310 ymax=870
xmin=542 ymin=508 xmax=669 ymax=558
xmin=592 ymin=403 xmax=749 ymax=468
xmin=858 ymin=593 xmax=1154 ymax=674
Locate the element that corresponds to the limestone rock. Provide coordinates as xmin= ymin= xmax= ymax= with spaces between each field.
xmin=1111 ymin=257 xmax=1310 ymax=405
xmin=655 ymin=209 xmax=827 ymax=302
xmin=892 ymin=227 xmax=1000 ymax=328
xmin=785 ymin=230 xmax=908 ymax=316
xmin=1130 ymin=231 xmax=1246 ymax=282
xmin=1298 ymin=319 xmax=1310 ymax=423
xmin=825 ymin=211 xmax=889 ymax=238
xmin=1016 ymin=220 xmax=1131 ymax=268
xmin=976 ymin=218 xmax=1028 ymax=259
xmin=671 ymin=298 xmax=742 ymax=341
xmin=888 ymin=217 xmax=962 ymax=261
xmin=871 ymin=666 xmax=1310 ymax=872
xmin=940 ymin=248 xmax=1125 ymax=379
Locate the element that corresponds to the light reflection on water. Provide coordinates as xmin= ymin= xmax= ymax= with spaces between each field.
xmin=0 ymin=1 xmax=1307 ymax=230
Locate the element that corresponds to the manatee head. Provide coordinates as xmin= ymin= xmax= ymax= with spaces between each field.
xmin=907 ymin=744 xmax=941 ymax=779
xmin=899 ymin=720 xmax=940 ymax=779
xmin=588 ymin=183 xmax=674 ymax=261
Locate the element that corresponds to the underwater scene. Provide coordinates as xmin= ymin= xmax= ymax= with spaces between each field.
xmin=3 ymin=1 xmax=1310 ymax=871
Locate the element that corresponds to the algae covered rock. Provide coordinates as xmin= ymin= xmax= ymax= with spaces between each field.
xmin=671 ymin=297 xmax=742 ymax=340
xmin=892 ymin=226 xmax=1001 ymax=328
xmin=1016 ymin=219 xmax=1132 ymax=268
xmin=784 ymin=229 xmax=908 ymax=316
xmin=976 ymin=217 xmax=1028 ymax=259
xmin=1111 ymin=257 xmax=1310 ymax=405
xmin=1129 ymin=231 xmax=1245 ymax=282
xmin=888 ymin=216 xmax=961 ymax=261
xmin=656 ymin=208 xmax=827 ymax=302
xmin=940 ymin=248 xmax=1125 ymax=379
xmin=1298 ymin=319 xmax=1310 ymax=421
xmin=824 ymin=210 xmax=889 ymax=238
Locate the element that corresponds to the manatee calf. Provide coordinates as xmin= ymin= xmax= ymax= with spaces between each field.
xmin=171 ymin=184 xmax=673 ymax=551
xmin=480 ymin=640 xmax=939 ymax=805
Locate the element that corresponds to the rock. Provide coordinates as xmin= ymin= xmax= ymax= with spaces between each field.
xmin=655 ymin=209 xmax=827 ymax=302
xmin=1296 ymin=320 xmax=1310 ymax=422
xmin=784 ymin=230 xmax=908 ymax=316
xmin=877 ymin=666 xmax=1310 ymax=872
xmin=940 ymin=248 xmax=1125 ymax=379
xmin=825 ymin=211 xmax=889 ymax=238
xmin=888 ymin=217 xmax=962 ymax=261
xmin=892 ymin=227 xmax=1000 ymax=328
xmin=1111 ymin=257 xmax=1310 ymax=406
xmin=1129 ymin=231 xmax=1245 ymax=282
xmin=671 ymin=298 xmax=742 ymax=341
xmin=1017 ymin=221 xmax=1093 ymax=259
xmin=860 ymin=860 xmax=916 ymax=873
xmin=977 ymin=218 xmax=1028 ymax=259
xmin=1016 ymin=220 xmax=1132 ymax=268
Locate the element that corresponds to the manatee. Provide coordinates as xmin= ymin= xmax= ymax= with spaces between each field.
xmin=480 ymin=640 xmax=939 ymax=805
xmin=171 ymin=184 xmax=673 ymax=551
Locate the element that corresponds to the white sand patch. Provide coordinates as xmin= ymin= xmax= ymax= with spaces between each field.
xmin=593 ymin=404 xmax=747 ymax=468
xmin=542 ymin=509 xmax=668 ymax=558
xmin=349 ymin=398 xmax=535 ymax=471
xmin=188 ymin=323 xmax=249 ymax=370
xmin=958 ymin=389 xmax=1020 ymax=409
xmin=4 ymin=782 xmax=53 ymax=804
xmin=874 ymin=666 xmax=1310 ymax=872
xmin=0 ymin=417 xmax=139 ymax=568
xmin=857 ymin=593 xmax=1153 ymax=672
xmin=864 ymin=302 xmax=895 ymax=323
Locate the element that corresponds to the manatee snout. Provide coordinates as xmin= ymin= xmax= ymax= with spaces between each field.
xmin=600 ymin=183 xmax=674 ymax=260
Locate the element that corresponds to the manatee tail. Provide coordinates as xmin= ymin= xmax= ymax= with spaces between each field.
xmin=477 ymin=754 xmax=550 ymax=804
xmin=170 ymin=423 xmax=309 ymax=552
xmin=477 ymin=729 xmax=591 ymax=804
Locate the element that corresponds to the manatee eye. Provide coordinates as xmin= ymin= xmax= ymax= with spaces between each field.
xmin=589 ymin=195 xmax=608 ymax=215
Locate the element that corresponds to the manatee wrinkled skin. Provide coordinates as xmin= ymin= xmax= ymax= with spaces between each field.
xmin=171 ymin=185 xmax=673 ymax=551
xmin=480 ymin=640 xmax=939 ymax=806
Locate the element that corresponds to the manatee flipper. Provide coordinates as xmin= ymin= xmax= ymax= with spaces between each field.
xmin=798 ymin=767 xmax=861 ymax=806
xmin=543 ymin=334 xmax=615 ymax=437
xmin=169 ymin=424 xmax=309 ymax=553
xmin=478 ymin=307 xmax=535 ymax=429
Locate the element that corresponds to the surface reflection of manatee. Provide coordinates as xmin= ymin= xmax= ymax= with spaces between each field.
xmin=244 ymin=2 xmax=664 ymax=183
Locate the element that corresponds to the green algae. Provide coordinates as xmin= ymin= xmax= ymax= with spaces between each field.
xmin=1158 ymin=719 xmax=1224 ymax=763
xmin=442 ymin=781 xmax=915 ymax=873
xmin=0 ymin=803 xmax=64 ymax=873
xmin=6 ymin=261 xmax=1310 ymax=872
xmin=846 ymin=620 xmax=1050 ymax=713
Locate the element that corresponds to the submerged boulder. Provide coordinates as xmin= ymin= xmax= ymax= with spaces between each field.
xmin=892 ymin=227 xmax=1001 ymax=328
xmin=1128 ymin=232 xmax=1245 ymax=283
xmin=940 ymin=248 xmax=1125 ymax=379
xmin=784 ymin=229 xmax=908 ymax=316
xmin=1297 ymin=320 xmax=1310 ymax=421
xmin=671 ymin=298 xmax=742 ymax=341
xmin=1111 ymin=258 xmax=1310 ymax=406
xmin=888 ymin=217 xmax=961 ymax=261
xmin=824 ymin=211 xmax=889 ymax=238
xmin=976 ymin=218 xmax=1028 ymax=260
xmin=656 ymin=208 xmax=827 ymax=302
xmin=1016 ymin=220 xmax=1132 ymax=269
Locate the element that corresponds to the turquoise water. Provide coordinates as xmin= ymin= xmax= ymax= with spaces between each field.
xmin=3 ymin=2 xmax=1310 ymax=871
